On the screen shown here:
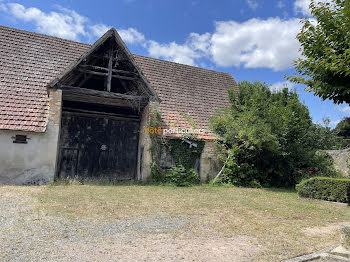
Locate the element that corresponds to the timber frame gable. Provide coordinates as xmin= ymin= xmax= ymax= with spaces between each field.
xmin=48 ymin=28 xmax=159 ymax=109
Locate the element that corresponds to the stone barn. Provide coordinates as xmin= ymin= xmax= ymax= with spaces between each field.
xmin=0 ymin=25 xmax=238 ymax=185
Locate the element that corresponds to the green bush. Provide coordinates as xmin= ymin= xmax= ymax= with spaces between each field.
xmin=164 ymin=165 xmax=199 ymax=186
xmin=296 ymin=177 xmax=350 ymax=203
xmin=210 ymin=81 xmax=342 ymax=188
xmin=151 ymin=162 xmax=164 ymax=183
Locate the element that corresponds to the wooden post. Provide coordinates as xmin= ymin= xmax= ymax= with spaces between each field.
xmin=106 ymin=41 xmax=113 ymax=92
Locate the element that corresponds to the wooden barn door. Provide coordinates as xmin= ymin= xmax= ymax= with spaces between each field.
xmin=57 ymin=112 xmax=139 ymax=180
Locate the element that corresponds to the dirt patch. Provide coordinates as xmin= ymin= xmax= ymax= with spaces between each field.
xmin=302 ymin=223 xmax=350 ymax=236
xmin=44 ymin=234 xmax=261 ymax=262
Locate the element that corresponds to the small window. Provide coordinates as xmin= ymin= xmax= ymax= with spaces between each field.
xmin=12 ymin=135 xmax=28 ymax=144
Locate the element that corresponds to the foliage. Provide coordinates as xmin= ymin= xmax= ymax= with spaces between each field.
xmin=151 ymin=161 xmax=164 ymax=183
xmin=167 ymin=138 xmax=205 ymax=170
xmin=148 ymin=107 xmax=204 ymax=184
xmin=333 ymin=117 xmax=350 ymax=146
xmin=164 ymin=165 xmax=199 ymax=186
xmin=310 ymin=119 xmax=344 ymax=150
xmin=296 ymin=176 xmax=350 ymax=203
xmin=295 ymin=151 xmax=342 ymax=183
xmin=210 ymin=81 xmax=340 ymax=188
xmin=214 ymin=148 xmax=262 ymax=188
xmin=287 ymin=0 xmax=350 ymax=104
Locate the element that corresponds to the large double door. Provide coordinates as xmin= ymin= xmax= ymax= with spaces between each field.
xmin=57 ymin=112 xmax=139 ymax=180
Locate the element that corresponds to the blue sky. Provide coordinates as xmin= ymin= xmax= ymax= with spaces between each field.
xmin=0 ymin=0 xmax=349 ymax=127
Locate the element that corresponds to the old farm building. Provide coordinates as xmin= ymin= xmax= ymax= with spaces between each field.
xmin=0 ymin=26 xmax=237 ymax=185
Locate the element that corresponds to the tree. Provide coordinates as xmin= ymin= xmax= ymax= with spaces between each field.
xmin=287 ymin=0 xmax=350 ymax=104
xmin=333 ymin=117 xmax=350 ymax=146
xmin=211 ymin=81 xmax=341 ymax=188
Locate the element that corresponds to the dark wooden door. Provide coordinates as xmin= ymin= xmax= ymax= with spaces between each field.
xmin=57 ymin=112 xmax=139 ymax=180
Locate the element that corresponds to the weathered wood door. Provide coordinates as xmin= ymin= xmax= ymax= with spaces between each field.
xmin=57 ymin=112 xmax=139 ymax=180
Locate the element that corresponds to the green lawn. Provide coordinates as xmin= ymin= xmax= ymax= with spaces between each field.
xmin=26 ymin=184 xmax=350 ymax=261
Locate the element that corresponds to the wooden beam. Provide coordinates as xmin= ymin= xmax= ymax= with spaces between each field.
xmin=77 ymin=73 xmax=91 ymax=87
xmin=62 ymin=94 xmax=134 ymax=108
xmin=79 ymin=65 xmax=138 ymax=76
xmin=62 ymin=108 xmax=140 ymax=121
xmin=106 ymin=41 xmax=113 ymax=92
xmin=77 ymin=69 xmax=138 ymax=81
xmin=63 ymin=111 xmax=141 ymax=122
xmin=60 ymin=85 xmax=149 ymax=101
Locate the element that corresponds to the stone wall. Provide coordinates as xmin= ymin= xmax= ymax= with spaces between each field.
xmin=0 ymin=89 xmax=62 ymax=185
xmin=155 ymin=139 xmax=223 ymax=183
xmin=137 ymin=102 xmax=159 ymax=182
xmin=325 ymin=149 xmax=350 ymax=177
xmin=199 ymin=140 xmax=223 ymax=182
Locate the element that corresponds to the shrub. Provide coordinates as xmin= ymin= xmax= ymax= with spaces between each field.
xmin=211 ymin=81 xmax=342 ymax=188
xmin=151 ymin=162 xmax=164 ymax=183
xmin=296 ymin=177 xmax=350 ymax=203
xmin=294 ymin=151 xmax=342 ymax=184
xmin=164 ymin=165 xmax=199 ymax=186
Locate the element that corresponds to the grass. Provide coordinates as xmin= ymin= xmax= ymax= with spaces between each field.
xmin=24 ymin=184 xmax=350 ymax=261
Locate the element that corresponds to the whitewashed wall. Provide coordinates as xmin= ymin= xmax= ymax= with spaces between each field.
xmin=0 ymin=90 xmax=62 ymax=185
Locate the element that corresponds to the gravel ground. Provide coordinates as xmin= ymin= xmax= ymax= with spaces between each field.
xmin=0 ymin=187 xmax=262 ymax=262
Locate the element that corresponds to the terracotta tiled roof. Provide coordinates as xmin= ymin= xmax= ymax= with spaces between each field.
xmin=0 ymin=25 xmax=237 ymax=138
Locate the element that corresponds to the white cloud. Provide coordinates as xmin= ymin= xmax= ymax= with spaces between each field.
xmin=277 ymin=1 xmax=285 ymax=9
xmin=118 ymin=28 xmax=145 ymax=44
xmin=330 ymin=119 xmax=341 ymax=127
xmin=338 ymin=105 xmax=350 ymax=114
xmin=2 ymin=3 xmax=145 ymax=45
xmin=0 ymin=2 xmax=304 ymax=70
xmin=211 ymin=18 xmax=301 ymax=70
xmin=246 ymin=0 xmax=259 ymax=10
xmin=145 ymin=32 xmax=211 ymax=66
xmin=270 ymin=81 xmax=294 ymax=92
xmin=187 ymin=32 xmax=211 ymax=55
xmin=147 ymin=40 xmax=200 ymax=66
xmin=145 ymin=18 xmax=302 ymax=70
xmin=89 ymin=24 xmax=110 ymax=38
xmin=90 ymin=25 xmax=145 ymax=44
xmin=294 ymin=0 xmax=332 ymax=16
xmin=7 ymin=3 xmax=88 ymax=40
xmin=294 ymin=0 xmax=311 ymax=16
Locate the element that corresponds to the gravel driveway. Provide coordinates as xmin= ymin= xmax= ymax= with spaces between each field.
xmin=0 ymin=186 xmax=261 ymax=262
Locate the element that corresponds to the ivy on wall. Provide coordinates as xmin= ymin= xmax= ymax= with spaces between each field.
xmin=167 ymin=138 xmax=204 ymax=170
xmin=148 ymin=107 xmax=205 ymax=184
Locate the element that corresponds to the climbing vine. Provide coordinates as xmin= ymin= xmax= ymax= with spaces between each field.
xmin=148 ymin=107 xmax=205 ymax=184
xmin=167 ymin=138 xmax=204 ymax=170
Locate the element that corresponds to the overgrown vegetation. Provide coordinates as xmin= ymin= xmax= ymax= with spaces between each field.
xmin=296 ymin=177 xmax=350 ymax=203
xmin=52 ymin=177 xmax=140 ymax=186
xmin=287 ymin=0 xmax=350 ymax=104
xmin=149 ymin=107 xmax=204 ymax=186
xmin=334 ymin=117 xmax=350 ymax=147
xmin=210 ymin=81 xmax=342 ymax=188
xmin=164 ymin=165 xmax=199 ymax=186
xmin=166 ymin=138 xmax=205 ymax=170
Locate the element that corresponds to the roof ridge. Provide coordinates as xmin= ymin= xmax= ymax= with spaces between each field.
xmin=133 ymin=54 xmax=233 ymax=76
xmin=0 ymin=24 xmax=233 ymax=77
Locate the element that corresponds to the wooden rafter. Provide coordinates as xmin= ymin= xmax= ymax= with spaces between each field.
xmin=106 ymin=40 xmax=113 ymax=92
xmin=79 ymin=65 xmax=138 ymax=76
xmin=78 ymin=69 xmax=138 ymax=81
xmin=60 ymin=85 xmax=148 ymax=101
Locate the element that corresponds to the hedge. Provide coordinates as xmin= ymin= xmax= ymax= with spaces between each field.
xmin=296 ymin=177 xmax=350 ymax=204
